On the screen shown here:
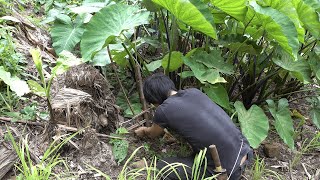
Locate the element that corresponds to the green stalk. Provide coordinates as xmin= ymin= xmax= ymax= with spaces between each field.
xmin=0 ymin=92 xmax=12 ymax=111
xmin=121 ymin=43 xmax=137 ymax=68
xmin=160 ymin=10 xmax=172 ymax=75
xmin=204 ymin=35 xmax=209 ymax=52
xmin=107 ymin=46 xmax=135 ymax=115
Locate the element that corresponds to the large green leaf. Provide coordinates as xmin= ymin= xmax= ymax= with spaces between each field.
xmin=0 ymin=66 xmax=30 ymax=96
xmin=161 ymin=51 xmax=183 ymax=72
xmin=292 ymin=0 xmax=320 ymax=38
xmin=273 ymin=51 xmax=312 ymax=84
xmin=250 ymin=1 xmax=299 ymax=60
xmin=51 ymin=51 xmax=84 ymax=78
xmin=146 ymin=60 xmax=162 ymax=72
xmin=80 ymin=4 xmax=150 ymax=60
xmin=261 ymin=0 xmax=305 ymax=43
xmin=203 ymin=84 xmax=231 ymax=111
xmin=69 ymin=1 xmax=110 ymax=14
xmin=234 ymin=101 xmax=269 ymax=149
xmin=27 ymin=80 xmax=45 ymax=97
xmin=210 ymin=0 xmax=247 ymax=21
xmin=267 ymin=99 xmax=294 ymax=149
xmin=152 ymin=0 xmax=217 ymax=39
xmin=309 ymin=97 xmax=320 ymax=129
xmin=51 ymin=14 xmax=85 ymax=54
xmin=90 ymin=47 xmax=111 ymax=66
xmin=308 ymin=52 xmax=320 ymax=82
xmin=303 ymin=0 xmax=320 ymax=12
xmin=194 ymin=49 xmax=234 ymax=75
xmin=225 ymin=42 xmax=259 ymax=55
xmin=183 ymin=57 xmax=226 ymax=84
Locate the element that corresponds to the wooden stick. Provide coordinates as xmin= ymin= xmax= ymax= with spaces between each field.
xmin=0 ymin=117 xmax=125 ymax=140
xmin=56 ymin=124 xmax=125 ymax=140
xmin=120 ymin=107 xmax=152 ymax=126
xmin=127 ymin=119 xmax=146 ymax=131
xmin=134 ymin=63 xmax=150 ymax=126
xmin=0 ymin=117 xmax=44 ymax=126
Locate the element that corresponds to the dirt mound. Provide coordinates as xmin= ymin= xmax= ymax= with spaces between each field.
xmin=52 ymin=64 xmax=119 ymax=133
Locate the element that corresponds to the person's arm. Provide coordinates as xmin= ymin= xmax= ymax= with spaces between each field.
xmin=135 ymin=123 xmax=164 ymax=138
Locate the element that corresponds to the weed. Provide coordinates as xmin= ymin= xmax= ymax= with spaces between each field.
xmin=88 ymin=147 xmax=218 ymax=180
xmin=110 ymin=127 xmax=130 ymax=165
xmin=291 ymin=132 xmax=320 ymax=168
xmin=0 ymin=26 xmax=25 ymax=76
xmin=250 ymin=155 xmax=283 ymax=180
xmin=6 ymin=127 xmax=79 ymax=180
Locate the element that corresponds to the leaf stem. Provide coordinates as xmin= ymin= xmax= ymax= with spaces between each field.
xmin=107 ymin=46 xmax=135 ymax=115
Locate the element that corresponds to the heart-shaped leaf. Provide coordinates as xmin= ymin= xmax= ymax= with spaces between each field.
xmin=234 ymin=101 xmax=269 ymax=149
xmin=146 ymin=60 xmax=162 ymax=72
xmin=0 ymin=66 xmax=30 ymax=96
xmin=194 ymin=49 xmax=234 ymax=75
xmin=183 ymin=56 xmax=226 ymax=84
xmin=210 ymin=0 xmax=247 ymax=21
xmin=161 ymin=51 xmax=183 ymax=72
xmin=51 ymin=14 xmax=85 ymax=54
xmin=203 ymin=84 xmax=231 ymax=111
xmin=249 ymin=1 xmax=299 ymax=60
xmin=80 ymin=4 xmax=150 ymax=60
xmin=292 ymin=0 xmax=320 ymax=38
xmin=267 ymin=99 xmax=294 ymax=149
xmin=152 ymin=0 xmax=217 ymax=39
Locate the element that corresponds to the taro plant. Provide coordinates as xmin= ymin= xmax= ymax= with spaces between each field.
xmin=48 ymin=0 xmax=320 ymax=150
xmin=27 ymin=48 xmax=83 ymax=128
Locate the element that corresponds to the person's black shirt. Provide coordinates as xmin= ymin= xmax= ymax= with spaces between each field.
xmin=153 ymin=88 xmax=251 ymax=175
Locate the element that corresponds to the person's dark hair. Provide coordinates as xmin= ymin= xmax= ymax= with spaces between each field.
xmin=143 ymin=73 xmax=177 ymax=104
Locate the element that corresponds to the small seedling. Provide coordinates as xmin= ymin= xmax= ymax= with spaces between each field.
xmin=291 ymin=132 xmax=320 ymax=168
xmin=109 ymin=127 xmax=129 ymax=165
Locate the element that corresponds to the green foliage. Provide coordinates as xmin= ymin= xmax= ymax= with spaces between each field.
xmin=117 ymin=90 xmax=142 ymax=117
xmin=4 ymin=103 xmax=38 ymax=121
xmin=249 ymin=1 xmax=299 ymax=60
xmin=0 ymin=66 xmax=30 ymax=96
xmin=273 ymin=50 xmax=312 ymax=84
xmin=251 ymin=155 xmax=283 ymax=180
xmin=80 ymin=4 xmax=150 ymax=60
xmin=234 ymin=101 xmax=269 ymax=148
xmin=124 ymin=103 xmax=142 ymax=118
xmin=109 ymin=127 xmax=129 ymax=164
xmin=161 ymin=51 xmax=183 ymax=72
xmin=291 ymin=132 xmax=320 ymax=168
xmin=46 ymin=0 xmax=320 ymax=152
xmin=307 ymin=96 xmax=320 ymax=129
xmin=51 ymin=14 xmax=85 ymax=54
xmin=210 ymin=0 xmax=247 ymax=21
xmin=183 ymin=54 xmax=227 ymax=84
xmin=0 ymin=26 xmax=25 ymax=76
xmin=152 ymin=0 xmax=217 ymax=39
xmin=267 ymin=99 xmax=295 ymax=149
xmin=6 ymin=128 xmax=78 ymax=180
xmin=28 ymin=49 xmax=83 ymax=99
xmin=28 ymin=48 xmax=83 ymax=124
xmin=90 ymin=146 xmax=217 ymax=180
xmin=292 ymin=0 xmax=320 ymax=38
xmin=203 ymin=84 xmax=231 ymax=111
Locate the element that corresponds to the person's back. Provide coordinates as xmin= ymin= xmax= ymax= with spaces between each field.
xmin=134 ymin=73 xmax=253 ymax=180
xmin=154 ymin=88 xmax=251 ymax=177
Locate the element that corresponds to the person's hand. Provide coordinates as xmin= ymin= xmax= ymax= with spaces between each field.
xmin=134 ymin=126 xmax=148 ymax=138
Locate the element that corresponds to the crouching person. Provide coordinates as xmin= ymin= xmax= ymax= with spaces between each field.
xmin=135 ymin=73 xmax=253 ymax=180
